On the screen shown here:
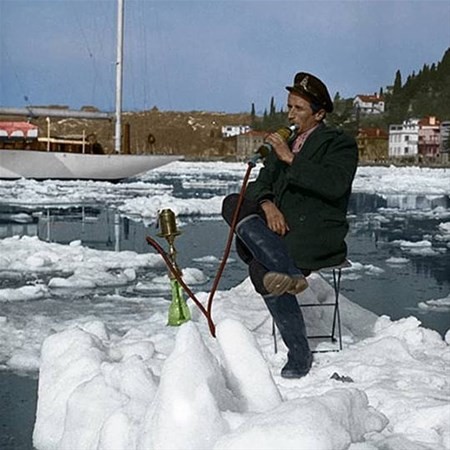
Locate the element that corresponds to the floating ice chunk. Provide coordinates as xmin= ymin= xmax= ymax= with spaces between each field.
xmin=193 ymin=255 xmax=220 ymax=263
xmin=182 ymin=267 xmax=208 ymax=284
xmin=48 ymin=268 xmax=136 ymax=289
xmin=151 ymin=267 xmax=208 ymax=286
xmin=418 ymin=293 xmax=450 ymax=313
xmin=390 ymin=239 xmax=445 ymax=256
xmin=7 ymin=349 xmax=41 ymax=372
xmin=0 ymin=284 xmax=48 ymax=302
xmin=438 ymin=222 xmax=450 ymax=234
xmin=396 ymin=239 xmax=432 ymax=248
xmin=386 ymin=257 xmax=410 ymax=265
xmin=119 ymin=193 xmax=223 ymax=219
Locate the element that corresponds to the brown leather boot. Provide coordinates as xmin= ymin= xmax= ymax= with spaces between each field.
xmin=263 ymin=272 xmax=308 ymax=296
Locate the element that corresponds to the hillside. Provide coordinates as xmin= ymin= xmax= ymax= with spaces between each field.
xmin=385 ymin=47 xmax=450 ymax=123
xmin=30 ymin=109 xmax=252 ymax=159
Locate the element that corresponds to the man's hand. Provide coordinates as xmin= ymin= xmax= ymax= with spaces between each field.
xmin=260 ymin=201 xmax=289 ymax=236
xmin=265 ymin=132 xmax=294 ymax=165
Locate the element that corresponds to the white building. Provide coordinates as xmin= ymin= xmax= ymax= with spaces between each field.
xmin=353 ymin=94 xmax=385 ymax=115
xmin=221 ymin=125 xmax=251 ymax=138
xmin=389 ymin=119 xmax=420 ymax=158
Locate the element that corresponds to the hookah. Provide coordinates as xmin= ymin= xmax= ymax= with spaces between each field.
xmin=146 ymin=124 xmax=298 ymax=337
xmin=156 ymin=208 xmax=191 ymax=326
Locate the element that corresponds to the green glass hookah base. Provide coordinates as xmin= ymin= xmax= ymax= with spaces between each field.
xmin=167 ymin=278 xmax=191 ymax=326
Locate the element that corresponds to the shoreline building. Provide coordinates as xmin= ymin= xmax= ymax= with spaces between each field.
xmin=389 ymin=119 xmax=420 ymax=158
xmin=235 ymin=130 xmax=266 ymax=161
xmin=418 ymin=116 xmax=440 ymax=158
xmin=356 ymin=128 xmax=388 ymax=162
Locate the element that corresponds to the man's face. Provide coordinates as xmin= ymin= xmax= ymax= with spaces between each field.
xmin=287 ymin=93 xmax=324 ymax=134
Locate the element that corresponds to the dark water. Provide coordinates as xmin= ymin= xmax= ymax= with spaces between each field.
xmin=0 ymin=187 xmax=449 ymax=448
xmin=1 ymin=193 xmax=448 ymax=334
xmin=0 ymin=372 xmax=37 ymax=450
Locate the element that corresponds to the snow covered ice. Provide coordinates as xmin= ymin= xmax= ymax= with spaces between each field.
xmin=0 ymin=163 xmax=449 ymax=450
xmin=31 ymin=278 xmax=449 ymax=450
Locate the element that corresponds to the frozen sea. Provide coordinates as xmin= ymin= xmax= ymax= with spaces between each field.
xmin=0 ymin=162 xmax=449 ymax=450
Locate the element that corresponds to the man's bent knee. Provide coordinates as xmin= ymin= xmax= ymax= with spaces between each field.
xmin=221 ymin=194 xmax=240 ymax=225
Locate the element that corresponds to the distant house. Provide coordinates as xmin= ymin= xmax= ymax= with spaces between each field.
xmin=389 ymin=119 xmax=420 ymax=158
xmin=221 ymin=125 xmax=251 ymax=138
xmin=418 ymin=116 xmax=440 ymax=158
xmin=356 ymin=128 xmax=388 ymax=162
xmin=235 ymin=130 xmax=266 ymax=161
xmin=353 ymin=94 xmax=385 ymax=115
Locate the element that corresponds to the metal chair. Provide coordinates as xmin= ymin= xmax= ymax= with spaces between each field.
xmin=272 ymin=259 xmax=351 ymax=354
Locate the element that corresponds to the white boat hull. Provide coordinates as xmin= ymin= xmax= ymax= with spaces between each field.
xmin=0 ymin=150 xmax=180 ymax=181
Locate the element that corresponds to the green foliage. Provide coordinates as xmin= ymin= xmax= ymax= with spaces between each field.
xmin=385 ymin=47 xmax=450 ymax=123
xmin=327 ymin=96 xmax=357 ymax=136
xmin=250 ymin=47 xmax=450 ymax=136
xmin=252 ymin=99 xmax=288 ymax=131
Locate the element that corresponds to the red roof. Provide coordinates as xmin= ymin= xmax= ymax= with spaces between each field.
xmin=358 ymin=128 xmax=388 ymax=138
xmin=355 ymin=95 xmax=384 ymax=103
xmin=419 ymin=116 xmax=440 ymax=126
xmin=0 ymin=121 xmax=38 ymax=138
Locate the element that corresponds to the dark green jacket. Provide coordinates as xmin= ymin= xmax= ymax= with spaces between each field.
xmin=245 ymin=123 xmax=358 ymax=270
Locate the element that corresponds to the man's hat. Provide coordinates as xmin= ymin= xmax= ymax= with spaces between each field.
xmin=286 ymin=72 xmax=333 ymax=113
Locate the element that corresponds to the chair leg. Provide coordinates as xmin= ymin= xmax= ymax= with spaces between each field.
xmin=331 ymin=268 xmax=343 ymax=351
xmin=272 ymin=267 xmax=345 ymax=354
xmin=272 ymin=319 xmax=278 ymax=354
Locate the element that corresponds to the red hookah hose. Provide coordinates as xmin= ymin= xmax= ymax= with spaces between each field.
xmin=145 ymin=235 xmax=217 ymax=336
xmin=146 ymin=161 xmax=255 ymax=338
xmin=206 ymin=163 xmax=254 ymax=320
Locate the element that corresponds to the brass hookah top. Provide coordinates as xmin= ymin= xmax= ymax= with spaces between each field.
xmin=157 ymin=208 xmax=182 ymax=275
xmin=157 ymin=208 xmax=181 ymax=243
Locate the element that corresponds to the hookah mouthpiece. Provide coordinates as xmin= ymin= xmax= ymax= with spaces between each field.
xmin=248 ymin=124 xmax=298 ymax=166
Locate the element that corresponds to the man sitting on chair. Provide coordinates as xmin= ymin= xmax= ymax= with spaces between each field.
xmin=222 ymin=72 xmax=358 ymax=379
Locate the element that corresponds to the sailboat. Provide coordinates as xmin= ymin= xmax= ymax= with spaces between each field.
xmin=0 ymin=0 xmax=181 ymax=181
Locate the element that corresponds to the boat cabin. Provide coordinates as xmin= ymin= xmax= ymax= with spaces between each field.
xmin=0 ymin=121 xmax=103 ymax=154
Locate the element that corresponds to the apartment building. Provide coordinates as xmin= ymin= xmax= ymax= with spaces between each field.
xmin=389 ymin=119 xmax=420 ymax=158
xmin=418 ymin=116 xmax=440 ymax=157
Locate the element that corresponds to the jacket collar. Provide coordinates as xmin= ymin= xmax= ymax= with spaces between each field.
xmin=296 ymin=123 xmax=338 ymax=158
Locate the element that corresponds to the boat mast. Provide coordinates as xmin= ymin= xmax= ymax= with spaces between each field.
xmin=114 ymin=0 xmax=124 ymax=154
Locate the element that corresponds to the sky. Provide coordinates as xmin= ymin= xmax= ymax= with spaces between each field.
xmin=0 ymin=0 xmax=449 ymax=114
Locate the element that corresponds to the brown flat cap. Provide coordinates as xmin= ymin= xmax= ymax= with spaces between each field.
xmin=286 ymin=72 xmax=333 ymax=113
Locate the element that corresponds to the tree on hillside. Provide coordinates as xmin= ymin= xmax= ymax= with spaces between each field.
xmin=251 ymin=103 xmax=256 ymax=128
xmin=269 ymin=97 xmax=276 ymax=116
xmin=393 ymin=70 xmax=402 ymax=94
xmin=251 ymin=98 xmax=288 ymax=131
xmin=327 ymin=96 xmax=356 ymax=135
xmin=385 ymin=48 xmax=450 ymax=122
